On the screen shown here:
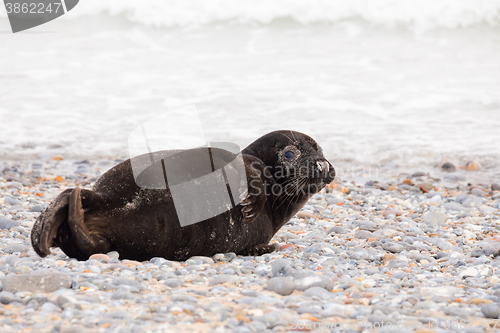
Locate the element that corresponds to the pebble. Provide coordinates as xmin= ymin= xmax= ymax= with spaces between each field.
xmin=472 ymin=188 xmax=487 ymax=197
xmin=471 ymin=241 xmax=500 ymax=257
xmin=422 ymin=211 xmax=448 ymax=225
xmin=383 ymin=242 xmax=404 ymax=253
xmin=209 ymin=275 xmax=234 ymax=286
xmin=88 ymin=253 xmax=110 ymax=262
xmin=56 ymin=294 xmax=82 ymax=309
xmin=0 ymin=217 xmax=19 ymax=230
xmin=293 ymin=273 xmax=334 ymax=291
xmin=29 ymin=205 xmax=44 ymax=212
xmin=0 ymin=291 xmax=18 ymax=304
xmin=465 ymin=161 xmax=481 ymax=171
xmin=303 ymin=286 xmax=334 ymax=300
xmin=417 ymin=182 xmax=434 ymax=192
xmin=266 ymin=277 xmax=294 ymax=296
xmin=441 ymin=162 xmax=456 ymax=172
xmin=482 ymin=304 xmax=500 ymax=319
xmin=459 ymin=267 xmax=479 ymax=279
xmin=254 ymin=311 xmax=292 ymax=329
xmin=40 ymin=302 xmax=61 ymax=313
xmin=271 ymin=258 xmax=295 ymax=277
xmin=107 ymin=251 xmax=120 ymax=260
xmin=444 ymin=172 xmax=466 ymax=182
xmin=3 ymin=244 xmax=28 ymax=254
xmin=2 ymin=271 xmax=72 ymax=293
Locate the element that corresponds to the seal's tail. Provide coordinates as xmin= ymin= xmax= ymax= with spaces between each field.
xmin=31 ymin=188 xmax=73 ymax=257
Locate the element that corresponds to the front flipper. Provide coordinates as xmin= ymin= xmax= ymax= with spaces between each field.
xmin=239 ymin=243 xmax=280 ymax=256
xmin=238 ymin=155 xmax=268 ymax=224
xmin=66 ymin=187 xmax=110 ymax=258
xmin=240 ymin=190 xmax=263 ymax=224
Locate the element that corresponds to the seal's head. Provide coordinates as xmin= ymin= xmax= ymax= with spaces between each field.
xmin=243 ymin=130 xmax=335 ymax=199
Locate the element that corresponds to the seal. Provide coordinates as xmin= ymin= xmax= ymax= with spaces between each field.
xmin=31 ymin=130 xmax=335 ymax=261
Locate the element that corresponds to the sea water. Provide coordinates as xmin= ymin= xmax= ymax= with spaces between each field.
xmin=0 ymin=0 xmax=499 ymax=181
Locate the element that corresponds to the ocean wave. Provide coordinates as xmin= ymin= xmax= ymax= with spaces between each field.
xmin=2 ymin=0 xmax=500 ymax=31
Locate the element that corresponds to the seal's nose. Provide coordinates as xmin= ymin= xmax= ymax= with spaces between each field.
xmin=316 ymin=161 xmax=329 ymax=173
xmin=316 ymin=159 xmax=335 ymax=183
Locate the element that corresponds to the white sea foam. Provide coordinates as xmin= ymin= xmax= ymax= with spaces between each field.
xmin=1 ymin=0 xmax=500 ymax=32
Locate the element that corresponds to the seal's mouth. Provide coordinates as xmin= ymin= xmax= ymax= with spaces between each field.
xmin=305 ymin=159 xmax=336 ymax=194
xmin=275 ymin=159 xmax=335 ymax=197
xmin=311 ymin=159 xmax=335 ymax=184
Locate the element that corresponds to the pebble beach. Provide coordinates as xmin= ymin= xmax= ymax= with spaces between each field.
xmin=1 ymin=159 xmax=500 ymax=332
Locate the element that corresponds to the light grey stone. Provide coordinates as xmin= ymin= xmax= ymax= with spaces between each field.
xmin=266 ymin=277 xmax=294 ymax=296
xmin=2 ymin=271 xmax=72 ymax=293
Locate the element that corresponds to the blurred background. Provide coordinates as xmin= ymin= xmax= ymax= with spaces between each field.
xmin=1 ymin=0 xmax=499 ymax=180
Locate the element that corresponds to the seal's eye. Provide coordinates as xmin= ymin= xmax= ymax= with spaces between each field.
xmin=284 ymin=151 xmax=295 ymax=160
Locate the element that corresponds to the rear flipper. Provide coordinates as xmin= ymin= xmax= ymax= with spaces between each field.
xmin=66 ymin=187 xmax=110 ymax=258
xmin=31 ymin=188 xmax=71 ymax=258
xmin=31 ymin=187 xmax=110 ymax=260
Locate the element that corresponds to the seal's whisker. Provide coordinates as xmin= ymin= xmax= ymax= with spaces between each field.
xmin=273 ymin=177 xmax=303 ymax=210
xmin=280 ymin=175 xmax=305 ymax=187
xmin=273 ymin=178 xmax=299 ymax=208
xmin=296 ymin=177 xmax=308 ymax=196
xmin=285 ymin=178 xmax=308 ymax=212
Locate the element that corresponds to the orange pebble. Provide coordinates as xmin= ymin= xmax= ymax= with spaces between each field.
xmin=236 ymin=316 xmax=250 ymax=323
xmin=402 ymin=179 xmax=412 ymax=185
xmin=300 ymin=315 xmax=318 ymax=322
xmin=328 ymin=182 xmax=338 ymax=189
xmin=89 ymin=254 xmax=110 ymax=262
xmin=383 ymin=253 xmax=395 ymax=263
xmin=465 ymin=161 xmax=481 ymax=171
